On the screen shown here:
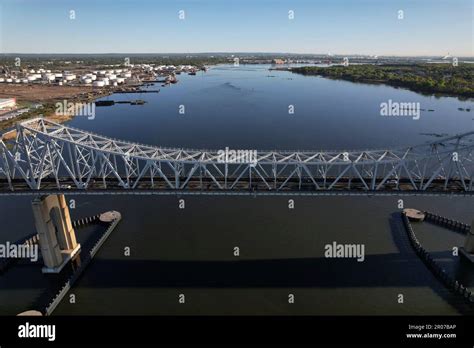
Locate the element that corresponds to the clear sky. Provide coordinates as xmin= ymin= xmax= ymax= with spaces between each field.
xmin=0 ymin=0 xmax=472 ymax=56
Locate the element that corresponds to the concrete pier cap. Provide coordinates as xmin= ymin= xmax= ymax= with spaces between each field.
xmin=403 ymin=208 xmax=425 ymax=222
xmin=17 ymin=310 xmax=43 ymax=316
xmin=99 ymin=211 xmax=121 ymax=223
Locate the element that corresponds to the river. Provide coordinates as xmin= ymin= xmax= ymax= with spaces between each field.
xmin=1 ymin=64 xmax=473 ymax=315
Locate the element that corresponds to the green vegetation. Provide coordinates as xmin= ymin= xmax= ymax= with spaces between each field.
xmin=291 ymin=64 xmax=474 ymax=99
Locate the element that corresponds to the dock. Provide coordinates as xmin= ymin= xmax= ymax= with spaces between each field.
xmin=95 ymin=100 xmax=146 ymax=106
xmin=114 ymin=89 xmax=160 ymax=94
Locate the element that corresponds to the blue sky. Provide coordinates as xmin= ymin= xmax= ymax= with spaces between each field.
xmin=0 ymin=0 xmax=472 ymax=56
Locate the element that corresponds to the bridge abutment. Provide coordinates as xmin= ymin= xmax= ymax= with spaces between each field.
xmin=32 ymin=194 xmax=80 ymax=273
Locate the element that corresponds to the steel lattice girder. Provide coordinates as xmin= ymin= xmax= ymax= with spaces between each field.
xmin=0 ymin=117 xmax=474 ymax=192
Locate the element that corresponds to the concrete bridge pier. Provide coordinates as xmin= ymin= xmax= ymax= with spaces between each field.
xmin=31 ymin=194 xmax=81 ymax=273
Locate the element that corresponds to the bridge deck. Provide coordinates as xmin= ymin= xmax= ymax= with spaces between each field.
xmin=0 ymin=177 xmax=470 ymax=196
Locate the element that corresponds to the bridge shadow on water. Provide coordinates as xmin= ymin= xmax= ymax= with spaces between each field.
xmin=0 ymin=252 xmax=455 ymax=289
xmin=2 ymin=213 xmax=472 ymax=314
xmin=57 ymin=212 xmax=469 ymax=314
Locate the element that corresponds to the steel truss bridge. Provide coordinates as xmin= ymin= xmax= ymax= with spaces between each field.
xmin=0 ymin=118 xmax=474 ymax=196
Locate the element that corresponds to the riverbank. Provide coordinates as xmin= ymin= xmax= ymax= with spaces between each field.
xmin=290 ymin=63 xmax=474 ymax=99
xmin=0 ymin=83 xmax=150 ymax=136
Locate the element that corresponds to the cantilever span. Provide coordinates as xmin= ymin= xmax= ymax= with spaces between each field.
xmin=0 ymin=117 xmax=474 ymax=196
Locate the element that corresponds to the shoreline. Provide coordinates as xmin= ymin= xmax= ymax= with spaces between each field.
xmin=0 ymin=64 xmax=215 ymax=135
xmin=290 ymin=64 xmax=474 ymax=101
xmin=0 ymin=83 xmax=148 ymax=139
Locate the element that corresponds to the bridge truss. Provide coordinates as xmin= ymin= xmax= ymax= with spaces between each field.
xmin=0 ymin=118 xmax=474 ymax=195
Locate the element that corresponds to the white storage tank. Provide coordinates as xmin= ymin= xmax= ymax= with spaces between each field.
xmin=93 ymin=80 xmax=105 ymax=87
xmin=44 ymin=74 xmax=55 ymax=81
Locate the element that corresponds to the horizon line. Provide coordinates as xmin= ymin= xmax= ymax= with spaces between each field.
xmin=1 ymin=52 xmax=473 ymax=58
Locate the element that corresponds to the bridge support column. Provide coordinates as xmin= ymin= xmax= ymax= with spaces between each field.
xmin=460 ymin=219 xmax=474 ymax=263
xmin=31 ymin=194 xmax=81 ymax=273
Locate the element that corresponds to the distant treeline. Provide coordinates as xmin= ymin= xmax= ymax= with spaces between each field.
xmin=291 ymin=64 xmax=474 ymax=99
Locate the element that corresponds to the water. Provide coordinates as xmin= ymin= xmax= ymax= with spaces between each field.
xmin=1 ymin=64 xmax=473 ymax=315
xmin=68 ymin=64 xmax=473 ymax=149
